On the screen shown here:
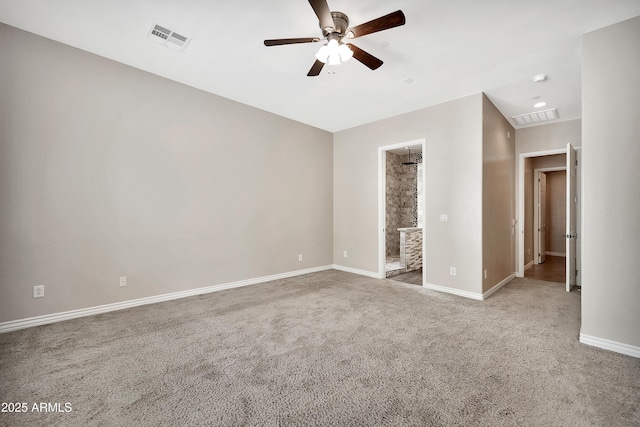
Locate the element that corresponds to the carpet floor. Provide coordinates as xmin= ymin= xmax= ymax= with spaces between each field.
xmin=0 ymin=270 xmax=638 ymax=426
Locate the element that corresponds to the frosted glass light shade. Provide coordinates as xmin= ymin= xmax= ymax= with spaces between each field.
xmin=315 ymin=39 xmax=352 ymax=64
xmin=339 ymin=44 xmax=353 ymax=62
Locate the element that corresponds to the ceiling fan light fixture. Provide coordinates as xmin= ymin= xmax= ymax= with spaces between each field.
xmin=338 ymin=43 xmax=353 ymax=62
xmin=317 ymin=37 xmax=350 ymax=65
xmin=315 ymin=44 xmax=329 ymax=63
xmin=327 ymin=38 xmax=339 ymax=51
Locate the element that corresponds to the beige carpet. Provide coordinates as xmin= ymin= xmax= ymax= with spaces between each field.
xmin=1 ymin=270 xmax=638 ymax=426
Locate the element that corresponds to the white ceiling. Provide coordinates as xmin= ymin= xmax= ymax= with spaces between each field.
xmin=1 ymin=0 xmax=639 ymax=133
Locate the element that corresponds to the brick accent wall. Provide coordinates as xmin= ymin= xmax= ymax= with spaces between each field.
xmin=386 ymin=152 xmax=423 ymax=256
xmin=400 ymin=228 xmax=423 ymax=272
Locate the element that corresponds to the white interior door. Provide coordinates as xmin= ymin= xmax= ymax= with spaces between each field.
xmin=566 ymin=143 xmax=577 ymax=291
xmin=538 ymin=172 xmax=547 ymax=264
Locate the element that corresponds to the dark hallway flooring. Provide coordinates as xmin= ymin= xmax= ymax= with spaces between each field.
xmin=390 ymin=256 xmax=566 ymax=287
xmin=525 ymin=255 xmax=566 ymax=283
xmin=389 ymin=268 xmax=423 ymax=286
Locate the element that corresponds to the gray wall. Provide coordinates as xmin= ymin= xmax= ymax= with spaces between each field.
xmin=334 ymin=94 xmax=483 ymax=294
xmin=581 ymin=16 xmax=640 ymax=348
xmin=0 ymin=24 xmax=333 ymax=323
xmin=482 ymin=95 xmax=516 ymax=292
xmin=516 ymin=120 xmax=581 ymax=154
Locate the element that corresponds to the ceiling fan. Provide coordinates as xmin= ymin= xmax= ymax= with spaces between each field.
xmin=264 ymin=0 xmax=406 ymax=76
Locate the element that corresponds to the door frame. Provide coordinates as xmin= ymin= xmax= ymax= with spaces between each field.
xmin=517 ymin=148 xmax=566 ymax=277
xmin=533 ymin=167 xmax=566 ymax=264
xmin=378 ymin=138 xmax=427 ymax=285
xmin=518 ymin=147 xmax=581 ymax=284
xmin=566 ymin=143 xmax=578 ymax=291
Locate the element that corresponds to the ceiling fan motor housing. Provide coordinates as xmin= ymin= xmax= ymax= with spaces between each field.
xmin=323 ymin=11 xmax=349 ymax=36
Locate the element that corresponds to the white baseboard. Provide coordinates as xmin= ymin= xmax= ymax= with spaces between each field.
xmin=524 ymin=260 xmax=534 ymax=270
xmin=482 ymin=273 xmax=516 ymax=300
xmin=332 ymin=264 xmax=383 ymax=279
xmin=424 ymin=283 xmax=483 ymax=301
xmin=424 ymin=274 xmax=515 ymax=301
xmin=580 ymin=333 xmax=640 ymax=358
xmin=0 ymin=265 xmax=334 ymax=334
xmin=546 ymin=252 xmax=566 ymax=257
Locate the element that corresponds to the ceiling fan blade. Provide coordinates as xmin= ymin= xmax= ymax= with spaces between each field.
xmin=346 ymin=44 xmax=383 ymax=70
xmin=346 ymin=10 xmax=406 ymax=39
xmin=264 ymin=37 xmax=320 ymax=46
xmin=307 ymin=59 xmax=325 ymax=77
xmin=308 ymin=0 xmax=335 ymax=32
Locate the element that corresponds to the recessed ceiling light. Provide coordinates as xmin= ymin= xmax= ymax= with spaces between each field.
xmin=533 ymin=101 xmax=547 ymax=108
xmin=532 ymin=74 xmax=547 ymax=83
xmin=403 ymin=77 xmax=414 ymax=84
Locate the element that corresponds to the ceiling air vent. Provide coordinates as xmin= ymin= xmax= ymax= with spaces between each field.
xmin=147 ymin=23 xmax=191 ymax=52
xmin=511 ymin=108 xmax=559 ymax=126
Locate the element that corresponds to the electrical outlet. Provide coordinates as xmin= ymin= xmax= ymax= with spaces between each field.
xmin=119 ymin=276 xmax=127 ymax=287
xmin=343 ymin=251 xmax=348 ymax=258
xmin=440 ymin=214 xmax=448 ymax=222
xmin=298 ymin=254 xmax=303 ymax=262
xmin=450 ymin=267 xmax=456 ymax=276
xmin=33 ymin=285 xmax=44 ymax=298
xmin=484 ymin=269 xmax=488 ymax=279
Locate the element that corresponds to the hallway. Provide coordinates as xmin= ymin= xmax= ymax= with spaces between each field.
xmin=525 ymin=255 xmax=566 ymax=283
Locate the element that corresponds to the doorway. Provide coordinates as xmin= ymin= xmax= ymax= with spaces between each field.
xmin=378 ymin=139 xmax=426 ymax=286
xmin=530 ymin=168 xmax=566 ymax=283
xmin=517 ymin=145 xmax=580 ymax=289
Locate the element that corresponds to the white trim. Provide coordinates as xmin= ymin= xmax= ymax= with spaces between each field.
xmin=524 ymin=260 xmax=534 ymax=271
xmin=518 ymin=146 xmax=582 ymax=286
xmin=518 ymin=148 xmax=567 ymax=276
xmin=332 ymin=264 xmax=382 ymax=279
xmin=378 ymin=139 xmax=427 ymax=281
xmin=536 ymin=166 xmax=567 ymax=173
xmin=425 ymin=274 xmax=515 ymax=301
xmin=580 ymin=333 xmax=640 ymax=358
xmin=546 ymin=252 xmax=566 ymax=257
xmin=0 ymin=265 xmax=333 ymax=334
xmin=424 ymin=283 xmax=483 ymax=301
xmin=482 ymin=273 xmax=516 ymax=300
